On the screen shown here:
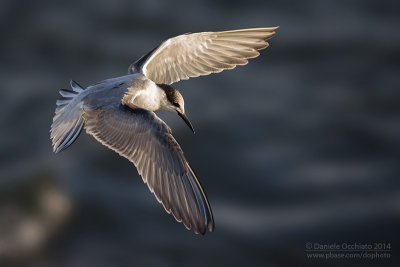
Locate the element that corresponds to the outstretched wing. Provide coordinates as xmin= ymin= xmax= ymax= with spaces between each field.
xmin=129 ymin=27 xmax=278 ymax=85
xmin=83 ymin=104 xmax=214 ymax=234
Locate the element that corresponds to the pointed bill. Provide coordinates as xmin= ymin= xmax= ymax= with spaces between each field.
xmin=178 ymin=111 xmax=195 ymax=133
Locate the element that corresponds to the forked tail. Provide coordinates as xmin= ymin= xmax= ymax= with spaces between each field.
xmin=50 ymin=80 xmax=85 ymax=153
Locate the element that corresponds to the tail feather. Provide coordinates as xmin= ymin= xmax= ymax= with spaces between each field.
xmin=50 ymin=81 xmax=85 ymax=153
xmin=52 ymin=116 xmax=84 ymax=153
xmin=56 ymin=98 xmax=72 ymax=106
xmin=70 ymin=80 xmax=84 ymax=93
xmin=55 ymin=90 xmax=74 ymax=113
xmin=59 ymin=89 xmax=77 ymax=98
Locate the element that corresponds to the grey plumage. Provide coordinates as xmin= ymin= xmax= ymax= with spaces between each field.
xmin=84 ymin=105 xmax=213 ymax=234
xmin=51 ymin=81 xmax=85 ymax=153
xmin=50 ymin=27 xmax=278 ymax=234
xmin=130 ymin=27 xmax=278 ymax=84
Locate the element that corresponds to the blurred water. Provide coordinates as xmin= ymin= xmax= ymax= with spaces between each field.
xmin=0 ymin=0 xmax=399 ymax=266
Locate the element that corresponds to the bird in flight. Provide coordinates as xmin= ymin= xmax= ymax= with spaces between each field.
xmin=50 ymin=27 xmax=278 ymax=235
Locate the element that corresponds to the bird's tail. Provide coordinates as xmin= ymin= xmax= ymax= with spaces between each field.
xmin=50 ymin=80 xmax=85 ymax=153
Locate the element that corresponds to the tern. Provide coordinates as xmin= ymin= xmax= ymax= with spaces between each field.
xmin=50 ymin=27 xmax=278 ymax=235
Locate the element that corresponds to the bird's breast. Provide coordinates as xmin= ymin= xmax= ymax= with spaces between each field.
xmin=127 ymin=80 xmax=164 ymax=111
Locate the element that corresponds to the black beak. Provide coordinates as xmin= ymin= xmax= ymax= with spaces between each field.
xmin=177 ymin=111 xmax=195 ymax=133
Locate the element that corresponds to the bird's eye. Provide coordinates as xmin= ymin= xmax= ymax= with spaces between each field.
xmin=173 ymin=102 xmax=180 ymax=107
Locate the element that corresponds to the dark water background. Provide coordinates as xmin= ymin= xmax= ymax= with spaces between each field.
xmin=0 ymin=0 xmax=399 ymax=266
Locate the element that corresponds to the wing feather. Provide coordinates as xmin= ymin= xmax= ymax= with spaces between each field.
xmin=83 ymin=104 xmax=214 ymax=234
xmin=131 ymin=27 xmax=278 ymax=84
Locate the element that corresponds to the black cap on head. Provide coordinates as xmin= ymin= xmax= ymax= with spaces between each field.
xmin=158 ymin=84 xmax=180 ymax=104
xmin=158 ymin=84 xmax=195 ymax=133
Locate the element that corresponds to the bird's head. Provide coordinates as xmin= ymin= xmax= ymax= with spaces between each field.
xmin=158 ymin=84 xmax=195 ymax=133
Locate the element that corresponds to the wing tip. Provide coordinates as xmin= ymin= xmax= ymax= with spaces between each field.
xmin=193 ymin=219 xmax=215 ymax=235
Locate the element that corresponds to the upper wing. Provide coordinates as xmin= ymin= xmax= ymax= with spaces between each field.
xmin=129 ymin=27 xmax=278 ymax=85
xmin=83 ymin=104 xmax=214 ymax=234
